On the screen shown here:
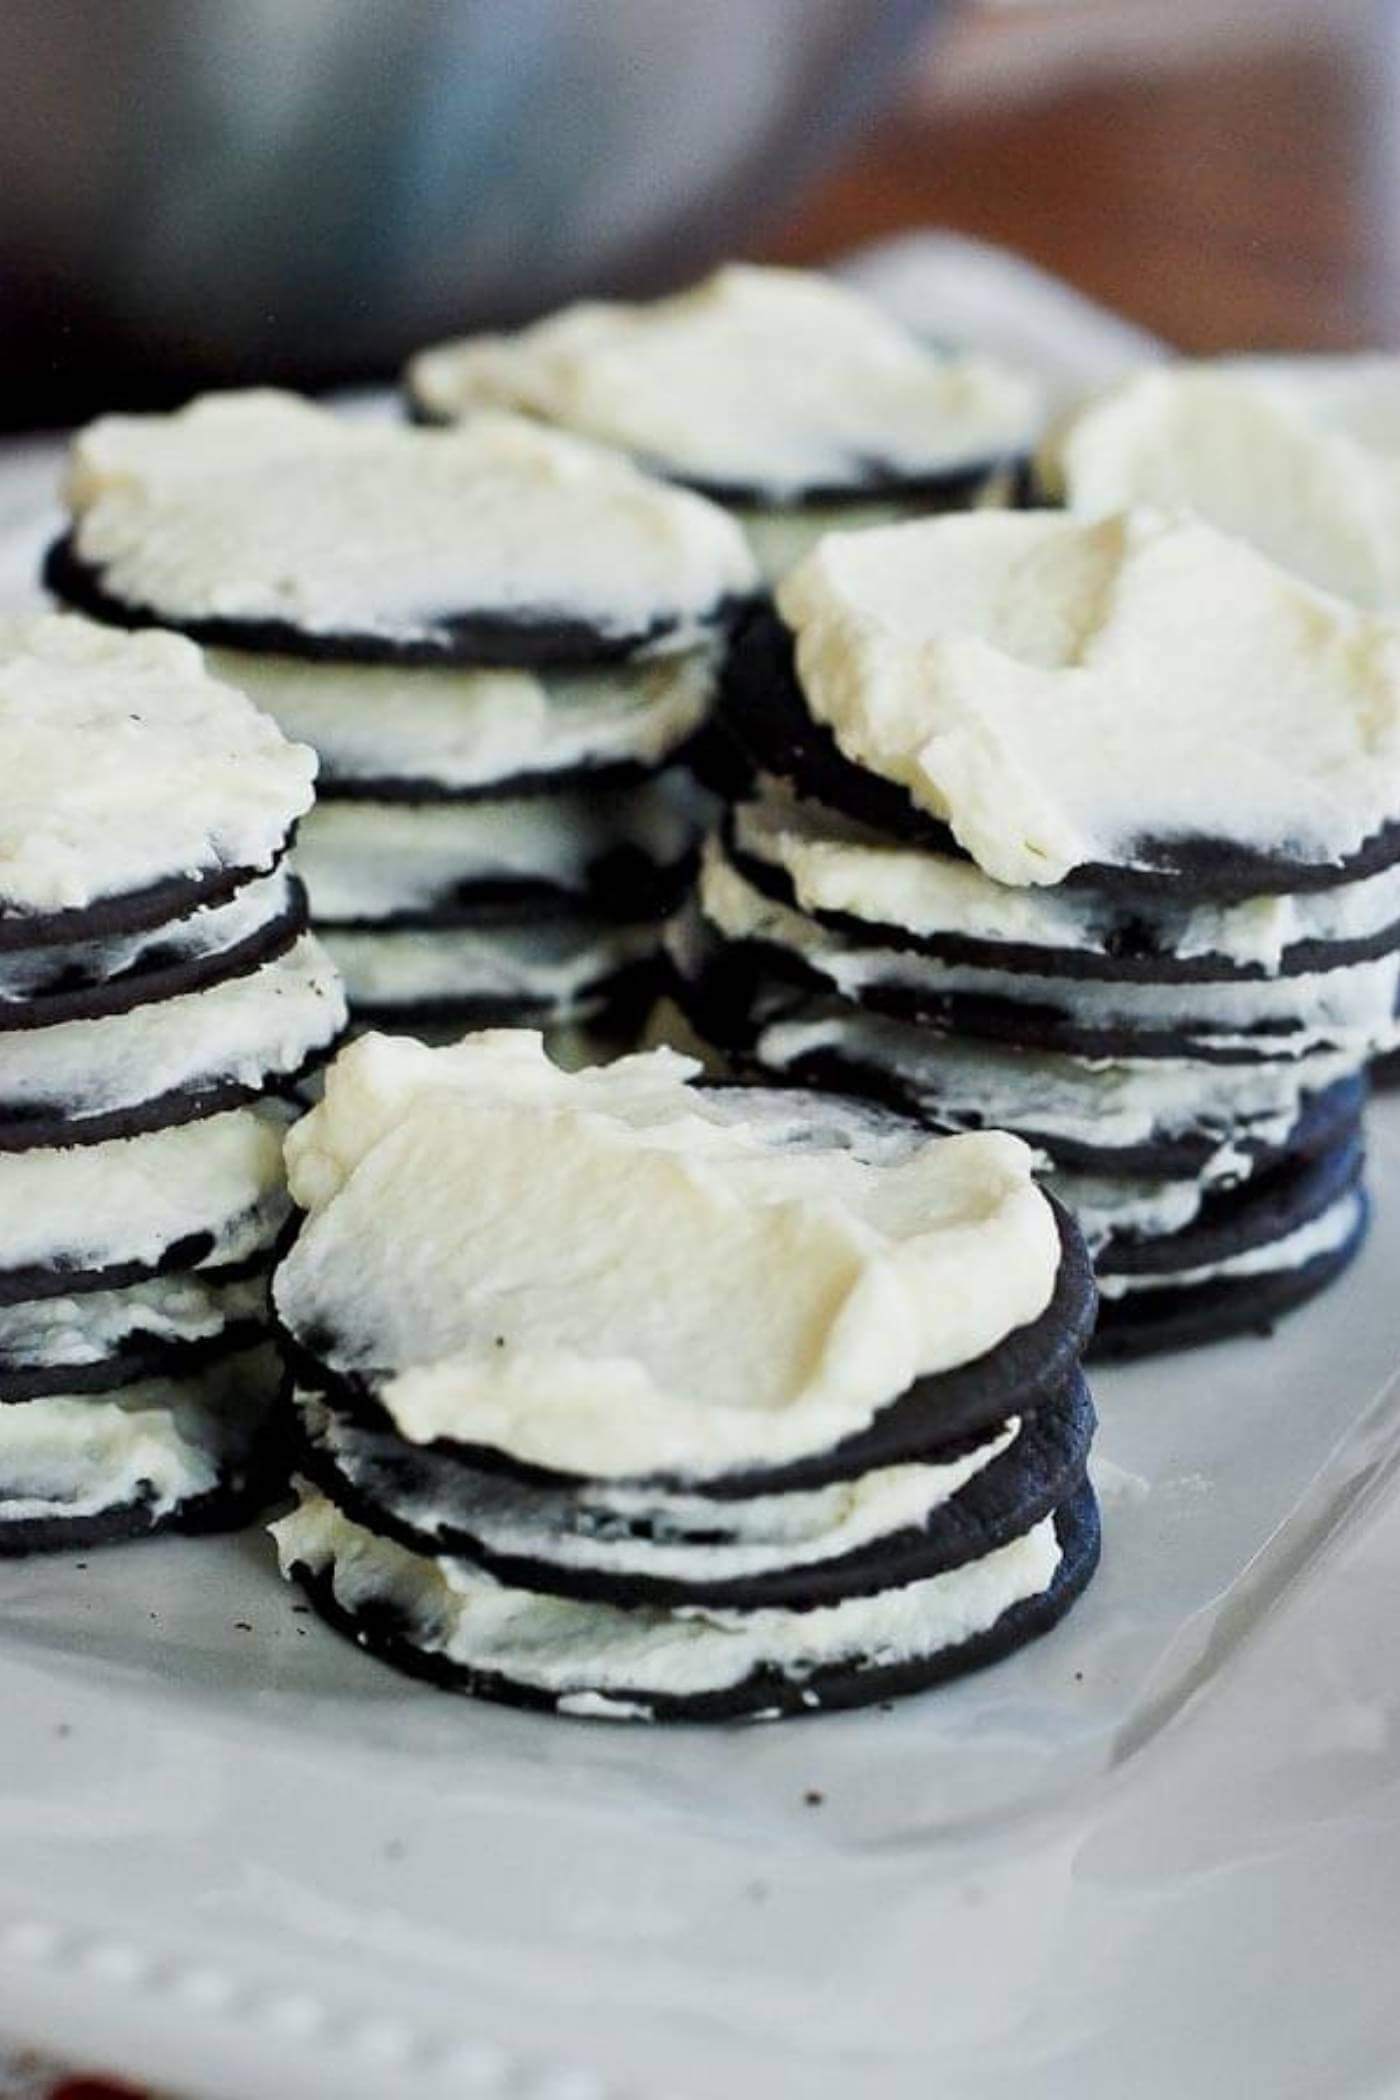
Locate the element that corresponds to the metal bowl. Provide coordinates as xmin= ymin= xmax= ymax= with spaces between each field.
xmin=0 ymin=0 xmax=940 ymax=424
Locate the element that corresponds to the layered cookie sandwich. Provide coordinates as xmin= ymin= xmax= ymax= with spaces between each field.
xmin=0 ymin=615 xmax=346 ymax=1550
xmin=675 ymin=508 xmax=1400 ymax=1358
xmin=271 ymin=1032 xmax=1099 ymax=1722
xmin=45 ymin=391 xmax=755 ymax=1052
xmin=406 ymin=264 xmax=1041 ymax=582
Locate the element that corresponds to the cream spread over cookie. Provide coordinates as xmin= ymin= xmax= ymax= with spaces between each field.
xmin=275 ymin=1031 xmax=1059 ymax=1480
xmin=66 ymin=393 xmax=756 ymax=652
xmin=776 ymin=510 xmax=1400 ymax=886
xmin=0 ymin=615 xmax=314 ymax=914
xmin=407 ymin=264 xmax=1040 ymax=498
xmin=1043 ymin=357 xmax=1400 ymax=608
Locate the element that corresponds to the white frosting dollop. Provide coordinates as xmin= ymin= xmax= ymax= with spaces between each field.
xmin=699 ymin=843 xmax=1400 ymax=1061
xmin=407 ymin=264 xmax=1041 ymax=500
xmin=776 ymin=509 xmax=1400 ymax=886
xmin=275 ymin=1031 xmax=1059 ymax=1481
xmin=1043 ymin=357 xmax=1400 ymax=609
xmin=213 ymin=647 xmax=715 ymax=793
xmin=66 ymin=392 xmax=756 ymax=652
xmin=0 ymin=615 xmax=315 ymax=914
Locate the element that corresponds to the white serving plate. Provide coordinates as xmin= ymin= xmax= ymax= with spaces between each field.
xmin=2 ymin=257 xmax=1398 ymax=2100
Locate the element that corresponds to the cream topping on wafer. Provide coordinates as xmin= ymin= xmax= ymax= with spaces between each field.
xmin=66 ymin=393 xmax=756 ymax=652
xmin=0 ymin=1352 xmax=277 ymax=1522
xmin=1042 ymin=357 xmax=1400 ymax=608
xmin=0 ymin=615 xmax=314 ymax=914
xmin=276 ymin=1031 xmax=1059 ymax=1480
xmin=0 ymin=931 xmax=344 ymax=1127
xmin=408 ymin=265 xmax=1040 ymax=500
xmin=777 ymin=509 xmax=1400 ymax=887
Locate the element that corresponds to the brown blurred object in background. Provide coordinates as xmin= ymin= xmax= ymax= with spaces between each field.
xmin=767 ymin=0 xmax=1387 ymax=352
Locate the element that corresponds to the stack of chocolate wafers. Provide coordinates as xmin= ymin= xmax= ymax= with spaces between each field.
xmin=0 ymin=615 xmax=345 ymax=1551
xmin=676 ymin=508 xmax=1398 ymax=1358
xmin=46 ymin=392 xmax=755 ymax=1053
xmin=271 ymin=1032 xmax=1099 ymax=1721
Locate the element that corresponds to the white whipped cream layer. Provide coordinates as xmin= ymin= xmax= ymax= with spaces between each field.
xmin=0 ymin=1106 xmax=292 ymax=1281
xmin=0 ymin=1271 xmax=268 ymax=1369
xmin=1096 ymin=1185 xmax=1363 ymax=1299
xmin=297 ymin=774 xmax=697 ymax=925
xmin=67 ymin=394 xmax=756 ymax=652
xmin=276 ymin=1031 xmax=1059 ymax=1480
xmin=213 ymin=646 xmax=715 ymax=794
xmin=321 ymin=918 xmax=658 ymax=1019
xmin=0 ymin=932 xmax=345 ymax=1128
xmin=745 ymin=1005 xmax=1351 ymax=1184
xmin=1043 ymin=357 xmax=1400 ymax=609
xmin=0 ymin=865 xmax=299 ymax=1008
xmin=734 ymin=782 xmax=1400 ymax=976
xmin=274 ymin=1485 xmax=1062 ymax=1708
xmin=0 ymin=615 xmax=314 ymax=915
xmin=407 ymin=265 xmax=1040 ymax=500
xmin=700 ymin=846 xmax=1400 ymax=1061
xmin=776 ymin=509 xmax=1400 ymax=886
xmin=303 ymin=1391 xmax=1019 ymax=1586
xmin=0 ymin=1347 xmax=278 ymax=1521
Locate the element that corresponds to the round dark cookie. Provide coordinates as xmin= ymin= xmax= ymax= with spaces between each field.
xmin=0 ymin=1229 xmax=287 ymax=1314
xmin=0 ymin=1420 xmax=289 ymax=1557
xmin=693 ymin=923 xmax=1372 ymax=1067
xmin=718 ymin=1011 xmax=1367 ymax=1183
xmin=0 ymin=844 xmax=294 ymax=955
xmin=0 ymin=1033 xmax=344 ymax=1157
xmin=1093 ymin=1125 xmax=1363 ymax=1281
xmin=281 ymin=1474 xmax=1099 ymax=1723
xmin=293 ymin=1369 xmax=1093 ymax=1613
xmin=1090 ymin=1188 xmax=1369 ymax=1363
xmin=279 ymin=1200 xmax=1095 ymax=1502
xmin=333 ymin=953 xmax=665 ymax=1038
xmin=720 ymin=609 xmax=1400 ymax=901
xmin=46 ymin=531 xmax=754 ymax=673
xmin=0 ymin=887 xmax=307 ymax=1033
xmin=312 ymin=846 xmax=697 ymax=936
xmin=721 ymin=813 xmax=1400 ymax=987
xmin=0 ymin=1308 xmax=272 ymax=1404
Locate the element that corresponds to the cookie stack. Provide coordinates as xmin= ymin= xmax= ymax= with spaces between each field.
xmin=0 ymin=615 xmax=346 ymax=1551
xmin=406 ymin=263 xmax=1042 ymax=584
xmin=271 ymin=1032 xmax=1099 ymax=1722
xmin=46 ymin=391 xmax=755 ymax=1051
xmin=676 ymin=508 xmax=1400 ymax=1358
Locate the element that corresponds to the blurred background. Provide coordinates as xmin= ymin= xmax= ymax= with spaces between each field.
xmin=0 ymin=0 xmax=1387 ymax=431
